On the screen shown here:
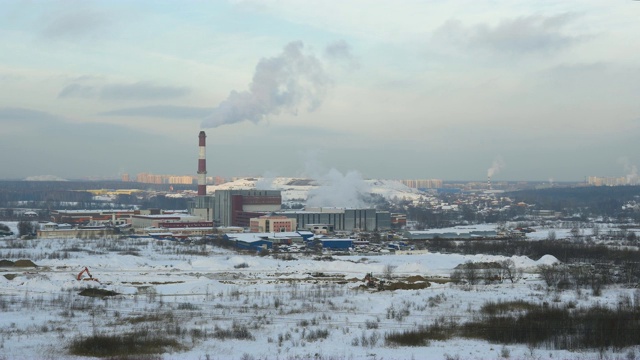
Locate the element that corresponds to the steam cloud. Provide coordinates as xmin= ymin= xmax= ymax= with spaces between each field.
xmin=487 ymin=157 xmax=506 ymax=177
xmin=201 ymin=41 xmax=330 ymax=128
xmin=255 ymin=171 xmax=278 ymax=190
xmin=306 ymin=169 xmax=371 ymax=208
xmin=618 ymin=157 xmax=639 ymax=184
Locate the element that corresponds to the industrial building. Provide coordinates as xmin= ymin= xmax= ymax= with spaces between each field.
xmin=50 ymin=209 xmax=137 ymax=226
xmin=249 ymin=215 xmax=297 ymax=233
xmin=278 ymin=207 xmax=391 ymax=232
xmin=130 ymin=214 xmax=208 ymax=229
xmin=189 ymin=195 xmax=215 ymax=222
xmin=404 ymin=225 xmax=497 ymax=240
xmin=226 ymin=231 xmax=313 ymax=251
xmin=37 ymin=227 xmax=118 ymax=239
xmin=184 ymin=131 xmax=389 ymax=233
xmin=319 ymin=238 xmax=353 ymax=250
xmin=213 ymin=189 xmax=282 ymax=227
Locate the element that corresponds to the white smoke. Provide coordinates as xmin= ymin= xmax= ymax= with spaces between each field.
xmin=201 ymin=41 xmax=330 ymax=128
xmin=306 ymin=168 xmax=371 ymax=208
xmin=299 ymin=148 xmax=327 ymax=180
xmin=618 ymin=157 xmax=639 ymax=185
xmin=255 ymin=171 xmax=278 ymax=190
xmin=487 ymin=157 xmax=506 ymax=178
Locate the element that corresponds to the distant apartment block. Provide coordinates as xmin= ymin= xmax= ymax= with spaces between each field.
xmin=400 ymin=179 xmax=443 ymax=189
xmin=125 ymin=173 xmax=228 ymax=186
xmin=134 ymin=173 xmax=195 ymax=185
xmin=587 ymin=176 xmax=640 ymax=186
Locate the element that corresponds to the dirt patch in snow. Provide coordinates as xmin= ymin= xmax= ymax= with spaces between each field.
xmin=3 ymin=273 xmax=18 ymax=280
xmin=384 ymin=281 xmax=431 ymax=291
xmin=14 ymin=259 xmax=38 ymax=267
xmin=454 ymin=261 xmax=501 ymax=269
xmin=79 ymin=288 xmax=120 ymax=298
xmin=405 ymin=275 xmax=427 ymax=283
xmin=0 ymin=260 xmax=15 ymax=267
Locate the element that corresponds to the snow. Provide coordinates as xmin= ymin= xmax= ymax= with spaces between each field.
xmin=0 ymin=229 xmax=633 ymax=359
xmin=208 ymin=177 xmax=427 ymax=205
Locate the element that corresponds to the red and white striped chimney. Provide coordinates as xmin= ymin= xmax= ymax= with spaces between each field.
xmin=197 ymin=131 xmax=207 ymax=196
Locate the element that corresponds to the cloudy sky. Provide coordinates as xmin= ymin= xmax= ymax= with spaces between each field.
xmin=1 ymin=0 xmax=639 ymax=181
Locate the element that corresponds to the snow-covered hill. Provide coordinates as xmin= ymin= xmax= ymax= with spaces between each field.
xmin=24 ymin=175 xmax=68 ymax=181
xmin=207 ymin=176 xmax=427 ymax=208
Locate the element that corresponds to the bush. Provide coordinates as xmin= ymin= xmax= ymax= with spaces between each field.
xmin=385 ymin=319 xmax=455 ymax=346
xmin=305 ymin=328 xmax=330 ymax=342
xmin=69 ymin=331 xmax=180 ymax=357
xmin=213 ymin=322 xmax=254 ymax=340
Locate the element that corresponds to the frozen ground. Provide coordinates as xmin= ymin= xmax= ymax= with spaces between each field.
xmin=1 ymin=223 xmax=639 ymax=359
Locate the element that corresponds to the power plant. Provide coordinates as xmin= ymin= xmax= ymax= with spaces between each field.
xmin=197 ymin=131 xmax=207 ymax=196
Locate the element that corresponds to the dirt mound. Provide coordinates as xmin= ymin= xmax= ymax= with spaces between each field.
xmin=3 ymin=274 xmax=18 ymax=280
xmin=79 ymin=288 xmax=120 ymax=298
xmin=14 ymin=259 xmax=37 ymax=267
xmin=0 ymin=260 xmax=15 ymax=267
xmin=454 ymin=261 xmax=501 ymax=270
xmin=384 ymin=281 xmax=431 ymax=291
xmin=359 ymin=281 xmax=432 ymax=291
xmin=405 ymin=275 xmax=427 ymax=283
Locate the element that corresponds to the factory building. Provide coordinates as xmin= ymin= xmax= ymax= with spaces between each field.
xmin=189 ymin=195 xmax=215 ymax=222
xmin=319 ymin=238 xmax=353 ymax=250
xmin=249 ymin=215 xmax=296 ymax=233
xmin=278 ymin=207 xmax=391 ymax=232
xmin=226 ymin=231 xmax=313 ymax=251
xmin=130 ymin=214 xmax=207 ymax=229
xmin=50 ymin=209 xmax=137 ymax=226
xmin=213 ymin=189 xmax=282 ymax=227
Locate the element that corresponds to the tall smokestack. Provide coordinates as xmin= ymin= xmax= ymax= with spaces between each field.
xmin=197 ymin=131 xmax=207 ymax=196
xmin=487 ymin=175 xmax=492 ymax=190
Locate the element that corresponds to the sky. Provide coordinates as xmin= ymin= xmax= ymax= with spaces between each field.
xmin=1 ymin=0 xmax=639 ymax=182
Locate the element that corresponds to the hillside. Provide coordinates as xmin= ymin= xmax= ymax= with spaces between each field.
xmin=207 ymin=177 xmax=427 ymax=208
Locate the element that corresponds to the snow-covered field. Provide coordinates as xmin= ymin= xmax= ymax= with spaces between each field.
xmin=1 ymin=224 xmax=638 ymax=359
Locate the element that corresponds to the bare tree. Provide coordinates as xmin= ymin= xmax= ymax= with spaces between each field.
xmin=500 ymin=259 xmax=518 ymax=283
xmin=383 ymin=264 xmax=396 ymax=280
xmin=570 ymin=226 xmax=581 ymax=241
xmin=538 ymin=264 xmax=559 ymax=290
xmin=463 ymin=261 xmax=479 ymax=285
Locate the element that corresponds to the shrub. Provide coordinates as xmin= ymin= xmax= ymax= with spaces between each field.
xmin=177 ymin=302 xmax=199 ymax=310
xmin=68 ymin=331 xmax=180 ymax=357
xmin=385 ymin=319 xmax=455 ymax=346
xmin=305 ymin=328 xmax=330 ymax=342
xmin=213 ymin=322 xmax=254 ymax=340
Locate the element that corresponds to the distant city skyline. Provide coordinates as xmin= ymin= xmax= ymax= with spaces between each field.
xmin=1 ymin=1 xmax=639 ymax=181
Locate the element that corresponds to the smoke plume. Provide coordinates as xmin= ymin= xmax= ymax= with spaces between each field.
xmin=306 ymin=169 xmax=371 ymax=208
xmin=255 ymin=171 xmax=278 ymax=190
xmin=487 ymin=157 xmax=506 ymax=177
xmin=201 ymin=41 xmax=330 ymax=128
xmin=618 ymin=157 xmax=639 ymax=184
